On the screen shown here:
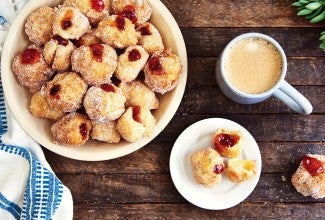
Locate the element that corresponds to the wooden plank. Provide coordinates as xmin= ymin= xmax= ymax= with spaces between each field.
xmin=73 ymin=203 xmax=325 ymax=219
xmin=187 ymin=57 xmax=325 ymax=86
xmin=44 ymin=142 xmax=324 ymax=174
xmin=161 ymin=0 xmax=325 ymax=28
xmin=177 ymin=86 xmax=325 ymax=114
xmin=157 ymin=115 xmax=325 ymax=142
xmin=181 ymin=28 xmax=325 ymax=57
xmin=57 ymin=173 xmax=325 ymax=203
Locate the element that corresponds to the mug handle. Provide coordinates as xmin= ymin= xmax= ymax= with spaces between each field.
xmin=273 ymin=81 xmax=313 ymax=115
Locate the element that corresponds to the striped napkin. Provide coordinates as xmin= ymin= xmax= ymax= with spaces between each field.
xmin=0 ymin=0 xmax=73 ymax=219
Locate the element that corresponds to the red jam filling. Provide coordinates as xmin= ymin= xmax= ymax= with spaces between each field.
xmin=128 ymin=49 xmax=141 ymax=62
xmin=115 ymin=15 xmax=126 ymax=31
xmin=101 ymin=84 xmax=115 ymax=92
xmin=71 ymin=39 xmax=84 ymax=47
xmin=302 ymin=156 xmax=324 ymax=176
xmin=139 ymin=25 xmax=151 ymax=36
xmin=214 ymin=133 xmax=239 ymax=153
xmin=49 ymin=84 xmax=61 ymax=99
xmin=21 ymin=48 xmax=40 ymax=65
xmin=79 ymin=123 xmax=88 ymax=140
xmin=90 ymin=44 xmax=104 ymax=62
xmin=213 ymin=164 xmax=224 ymax=174
xmin=132 ymin=106 xmax=141 ymax=123
xmin=148 ymin=56 xmax=164 ymax=74
xmin=118 ymin=5 xmax=137 ymax=24
xmin=91 ymin=0 xmax=105 ymax=12
xmin=53 ymin=35 xmax=69 ymax=46
xmin=61 ymin=10 xmax=73 ymax=30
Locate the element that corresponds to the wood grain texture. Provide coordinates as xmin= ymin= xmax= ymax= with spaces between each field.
xmin=181 ymin=28 xmax=325 ymax=57
xmin=161 ymin=0 xmax=325 ymax=28
xmin=44 ymin=142 xmax=324 ymax=174
xmin=187 ymin=57 xmax=325 ymax=86
xmin=73 ymin=203 xmax=325 ymax=219
xmin=57 ymin=173 xmax=325 ymax=203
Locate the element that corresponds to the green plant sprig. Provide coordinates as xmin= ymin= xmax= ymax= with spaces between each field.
xmin=292 ymin=0 xmax=325 ymax=51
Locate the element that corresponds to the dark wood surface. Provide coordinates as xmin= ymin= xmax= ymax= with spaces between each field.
xmin=43 ymin=0 xmax=325 ymax=218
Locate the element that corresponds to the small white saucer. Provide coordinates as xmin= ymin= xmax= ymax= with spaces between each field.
xmin=169 ymin=118 xmax=262 ymax=210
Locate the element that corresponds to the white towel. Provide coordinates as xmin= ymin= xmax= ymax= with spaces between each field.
xmin=0 ymin=0 xmax=73 ymax=219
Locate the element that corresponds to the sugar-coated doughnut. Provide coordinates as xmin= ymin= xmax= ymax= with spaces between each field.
xmin=212 ymin=128 xmax=242 ymax=158
xmin=144 ymin=49 xmax=182 ymax=94
xmin=25 ymin=6 xmax=56 ymax=45
xmin=190 ymin=148 xmax=224 ymax=187
xmin=42 ymin=72 xmax=88 ymax=113
xmin=12 ymin=45 xmax=54 ymax=93
xmin=136 ymin=22 xmax=164 ymax=54
xmin=51 ymin=112 xmax=92 ymax=146
xmin=225 ymin=158 xmax=256 ymax=183
xmin=90 ymin=121 xmax=121 ymax=143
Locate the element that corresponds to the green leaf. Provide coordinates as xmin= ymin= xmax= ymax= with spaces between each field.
xmin=299 ymin=0 xmax=310 ymax=4
xmin=321 ymin=31 xmax=325 ymax=35
xmin=320 ymin=42 xmax=325 ymax=51
xmin=305 ymin=2 xmax=322 ymax=10
xmin=292 ymin=2 xmax=303 ymax=7
xmin=319 ymin=34 xmax=325 ymax=40
xmin=297 ymin=8 xmax=313 ymax=15
xmin=310 ymin=11 xmax=325 ymax=23
xmin=306 ymin=5 xmax=323 ymax=19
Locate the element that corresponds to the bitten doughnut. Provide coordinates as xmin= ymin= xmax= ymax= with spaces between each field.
xmin=116 ymin=106 xmax=155 ymax=142
xmin=291 ymin=154 xmax=325 ymax=199
xmin=136 ymin=22 xmax=164 ymax=54
xmin=53 ymin=7 xmax=91 ymax=40
xmin=212 ymin=128 xmax=242 ymax=158
xmin=115 ymin=45 xmax=149 ymax=82
xmin=43 ymin=35 xmax=76 ymax=71
xmin=95 ymin=15 xmax=138 ymax=48
xmin=42 ymin=72 xmax=88 ymax=113
xmin=144 ymin=49 xmax=182 ymax=94
xmin=12 ymin=45 xmax=54 ymax=93
xmin=71 ymin=43 xmax=117 ymax=85
xmin=190 ymin=148 xmax=224 ymax=187
xmin=63 ymin=0 xmax=110 ymax=25
xmin=29 ymin=91 xmax=65 ymax=120
xmin=51 ymin=112 xmax=92 ymax=146
xmin=111 ymin=0 xmax=152 ymax=25
xmin=25 ymin=6 xmax=55 ymax=45
xmin=225 ymin=158 xmax=256 ymax=183
xmin=83 ymin=84 xmax=126 ymax=122
xmin=119 ymin=80 xmax=159 ymax=110
xmin=90 ymin=121 xmax=121 ymax=143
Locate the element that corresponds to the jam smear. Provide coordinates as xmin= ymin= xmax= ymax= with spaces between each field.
xmin=71 ymin=38 xmax=84 ymax=47
xmin=138 ymin=25 xmax=151 ymax=36
xmin=128 ymin=49 xmax=141 ymax=62
xmin=90 ymin=44 xmax=104 ymax=62
xmin=214 ymin=133 xmax=239 ymax=153
xmin=303 ymin=156 xmax=324 ymax=176
xmin=21 ymin=48 xmax=40 ymax=65
xmin=213 ymin=164 xmax=224 ymax=174
xmin=132 ymin=106 xmax=141 ymax=123
xmin=79 ymin=123 xmax=88 ymax=140
xmin=53 ymin=35 xmax=69 ymax=46
xmin=115 ymin=15 xmax=126 ymax=31
xmin=118 ymin=5 xmax=137 ymax=24
xmin=101 ymin=84 xmax=115 ymax=92
xmin=148 ymin=56 xmax=163 ymax=74
xmin=49 ymin=84 xmax=61 ymax=99
xmin=61 ymin=10 xmax=73 ymax=30
xmin=91 ymin=0 xmax=105 ymax=12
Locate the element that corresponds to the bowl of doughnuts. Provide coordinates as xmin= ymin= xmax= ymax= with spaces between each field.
xmin=1 ymin=0 xmax=187 ymax=161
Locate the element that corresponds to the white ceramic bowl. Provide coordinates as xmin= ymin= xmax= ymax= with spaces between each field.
xmin=1 ymin=0 xmax=187 ymax=161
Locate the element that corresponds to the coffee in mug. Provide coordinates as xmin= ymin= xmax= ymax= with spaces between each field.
xmin=224 ymin=37 xmax=282 ymax=94
xmin=216 ymin=33 xmax=313 ymax=115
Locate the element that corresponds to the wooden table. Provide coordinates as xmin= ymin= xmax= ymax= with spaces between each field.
xmin=43 ymin=0 xmax=325 ymax=218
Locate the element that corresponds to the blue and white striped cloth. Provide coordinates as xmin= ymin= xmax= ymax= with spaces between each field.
xmin=0 ymin=0 xmax=73 ymax=219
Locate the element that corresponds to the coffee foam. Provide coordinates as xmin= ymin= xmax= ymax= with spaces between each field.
xmin=224 ymin=37 xmax=282 ymax=94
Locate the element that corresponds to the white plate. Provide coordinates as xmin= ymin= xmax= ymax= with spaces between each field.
xmin=169 ymin=118 xmax=262 ymax=210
